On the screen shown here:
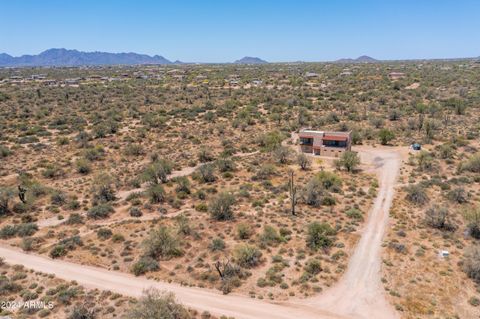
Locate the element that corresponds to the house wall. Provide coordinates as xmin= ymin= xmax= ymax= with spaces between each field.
xmin=321 ymin=146 xmax=346 ymax=157
xmin=298 ymin=129 xmax=352 ymax=157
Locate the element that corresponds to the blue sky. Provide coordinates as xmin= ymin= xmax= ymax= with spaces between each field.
xmin=1 ymin=0 xmax=479 ymax=62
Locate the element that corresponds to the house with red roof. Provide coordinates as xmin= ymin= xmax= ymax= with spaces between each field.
xmin=298 ymin=128 xmax=352 ymax=157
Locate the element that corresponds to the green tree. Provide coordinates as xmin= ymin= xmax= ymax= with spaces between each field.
xmin=336 ymin=151 xmax=360 ymax=172
xmin=306 ymin=222 xmax=336 ymax=250
xmin=378 ymin=129 xmax=395 ymax=145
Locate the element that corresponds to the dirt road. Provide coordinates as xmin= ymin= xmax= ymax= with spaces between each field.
xmin=0 ymin=147 xmax=401 ymax=319
xmin=302 ymin=146 xmax=402 ymax=319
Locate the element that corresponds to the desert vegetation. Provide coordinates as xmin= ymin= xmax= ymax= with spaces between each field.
xmin=1 ymin=59 xmax=479 ymax=316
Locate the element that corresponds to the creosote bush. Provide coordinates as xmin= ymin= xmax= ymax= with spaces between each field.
xmin=87 ymin=204 xmax=113 ymax=219
xmin=142 ymin=226 xmax=182 ymax=260
xmin=127 ymin=288 xmax=191 ymax=319
xmin=306 ymin=222 xmax=336 ymax=250
xmin=209 ymin=192 xmax=235 ymax=221
xmin=234 ymin=244 xmax=262 ymax=268
xmin=405 ymin=184 xmax=429 ymax=205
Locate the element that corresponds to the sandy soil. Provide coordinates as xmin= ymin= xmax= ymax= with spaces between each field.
xmin=36 ymin=150 xmax=260 ymax=228
xmin=0 ymin=146 xmax=403 ymax=319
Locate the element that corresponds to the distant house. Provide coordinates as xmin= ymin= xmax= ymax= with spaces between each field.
xmin=388 ymin=72 xmax=405 ymax=80
xmin=64 ymin=78 xmax=80 ymax=85
xmin=298 ymin=128 xmax=352 ymax=157
xmin=339 ymin=71 xmax=352 ymax=76
xmin=305 ymin=72 xmax=319 ymax=78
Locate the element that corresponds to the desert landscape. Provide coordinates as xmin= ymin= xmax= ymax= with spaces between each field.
xmin=1 ymin=57 xmax=479 ymax=318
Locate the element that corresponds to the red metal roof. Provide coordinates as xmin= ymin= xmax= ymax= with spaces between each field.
xmin=323 ymin=135 xmax=348 ymax=141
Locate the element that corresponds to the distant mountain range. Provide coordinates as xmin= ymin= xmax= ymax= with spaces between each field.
xmin=0 ymin=49 xmax=477 ymax=67
xmin=335 ymin=55 xmax=378 ymax=63
xmin=0 ymin=48 xmax=172 ymax=66
xmin=234 ymin=56 xmax=268 ymax=64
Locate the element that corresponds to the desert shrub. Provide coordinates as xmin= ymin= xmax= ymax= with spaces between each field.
xmin=0 ymin=225 xmax=17 ymax=239
xmin=336 ymin=151 xmax=360 ymax=172
xmin=67 ymin=199 xmax=80 ymax=210
xmin=258 ymin=130 xmax=284 ymax=151
xmin=91 ymin=174 xmax=116 ymax=204
xmin=405 ymin=184 xmax=429 ymax=205
xmin=20 ymin=237 xmax=35 ymax=251
xmin=465 ymin=207 xmax=480 ymax=239
xmin=252 ymin=164 xmax=277 ymax=180
xmin=197 ymin=163 xmax=216 ymax=183
xmin=0 ymin=276 xmax=21 ymax=294
xmin=209 ymin=238 xmax=226 ymax=251
xmin=174 ymin=176 xmax=191 ymax=194
xmin=463 ymin=246 xmax=480 ymax=284
xmin=146 ymin=184 xmax=166 ymax=204
xmin=59 ymin=236 xmax=83 ymax=251
xmin=461 ymin=153 xmax=480 ymax=173
xmin=50 ymin=191 xmax=66 ymax=206
xmin=131 ymin=256 xmax=160 ymax=276
xmin=234 ymin=244 xmax=262 ymax=268
xmin=0 ymin=145 xmax=11 ymax=158
xmin=209 ymin=192 xmax=235 ymax=221
xmin=218 ymin=262 xmax=244 ymax=294
xmin=0 ymin=188 xmax=14 ymax=215
xmin=216 ymin=157 xmax=235 ymax=172
xmin=198 ymin=147 xmax=215 ymax=163
xmin=303 ymin=177 xmax=325 ymax=207
xmin=14 ymin=223 xmax=38 ymax=237
xmin=259 ymin=226 xmax=283 ymax=246
xmin=297 ymin=153 xmax=311 ymax=170
xmin=378 ymin=128 xmax=395 ymax=145
xmin=29 ymin=183 xmax=48 ymax=198
xmin=97 ymin=228 xmax=113 ymax=240
xmin=42 ymin=164 xmax=65 ymax=179
xmin=142 ymin=159 xmax=172 ymax=184
xmin=129 ymin=207 xmax=143 ymax=217
xmin=142 ymin=226 xmax=182 ymax=260
xmin=0 ymin=223 xmax=38 ymax=239
xmin=236 ymin=223 xmax=253 ymax=239
xmin=316 ymin=171 xmax=342 ymax=192
xmin=68 ymin=305 xmax=95 ymax=319
xmin=87 ymin=204 xmax=113 ymax=219
xmin=49 ymin=245 xmax=67 ymax=258
xmin=12 ymin=202 xmax=29 ymax=214
xmin=424 ymin=205 xmax=456 ymax=231
xmin=57 ymin=285 xmax=82 ymax=305
xmin=306 ymin=222 xmax=336 ymax=250
xmin=346 ymin=208 xmax=363 ymax=220
xmin=436 ymin=143 xmax=455 ymax=159
xmin=124 ymin=144 xmax=144 ymax=156
xmin=75 ymin=158 xmax=91 ymax=174
xmin=112 ymin=233 xmax=125 ymax=242
xmin=175 ymin=214 xmax=191 ymax=236
xmin=273 ymin=146 xmax=291 ymax=164
xmin=83 ymin=146 xmax=104 ymax=161
xmin=304 ymin=259 xmax=322 ymax=275
xmin=127 ymin=288 xmax=191 ymax=319
xmin=447 ymin=187 xmax=469 ymax=203
xmin=65 ymin=213 xmax=84 ymax=225
xmin=416 ymin=151 xmax=434 ymax=171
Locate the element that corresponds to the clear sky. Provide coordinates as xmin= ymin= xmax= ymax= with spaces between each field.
xmin=2 ymin=0 xmax=479 ymax=62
